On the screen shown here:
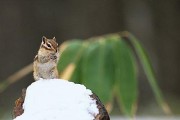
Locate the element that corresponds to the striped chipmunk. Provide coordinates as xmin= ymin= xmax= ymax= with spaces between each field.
xmin=33 ymin=36 xmax=59 ymax=81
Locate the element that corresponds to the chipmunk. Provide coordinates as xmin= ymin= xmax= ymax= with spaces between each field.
xmin=33 ymin=36 xmax=59 ymax=81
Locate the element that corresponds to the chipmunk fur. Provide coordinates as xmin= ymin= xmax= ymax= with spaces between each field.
xmin=33 ymin=36 xmax=59 ymax=81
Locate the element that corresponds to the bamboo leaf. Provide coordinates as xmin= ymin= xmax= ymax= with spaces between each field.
xmin=121 ymin=31 xmax=171 ymax=114
xmin=58 ymin=40 xmax=84 ymax=82
xmin=69 ymin=43 xmax=87 ymax=83
xmin=112 ymin=37 xmax=137 ymax=116
xmin=81 ymin=39 xmax=114 ymax=105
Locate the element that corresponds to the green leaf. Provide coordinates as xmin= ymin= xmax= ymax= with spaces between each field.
xmin=122 ymin=32 xmax=171 ymax=114
xmin=58 ymin=40 xmax=82 ymax=71
xmin=58 ymin=40 xmax=84 ymax=82
xmin=112 ymin=38 xmax=137 ymax=116
xmin=81 ymin=39 xmax=114 ymax=105
xmin=70 ymin=54 xmax=83 ymax=83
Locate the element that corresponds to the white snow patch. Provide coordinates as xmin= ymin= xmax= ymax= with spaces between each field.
xmin=14 ymin=79 xmax=99 ymax=120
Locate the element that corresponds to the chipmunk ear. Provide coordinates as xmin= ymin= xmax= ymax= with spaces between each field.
xmin=53 ymin=37 xmax=56 ymax=41
xmin=42 ymin=36 xmax=47 ymax=44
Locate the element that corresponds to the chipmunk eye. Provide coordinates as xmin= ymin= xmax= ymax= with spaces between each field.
xmin=47 ymin=43 xmax=51 ymax=48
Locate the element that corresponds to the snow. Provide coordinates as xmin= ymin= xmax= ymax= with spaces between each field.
xmin=14 ymin=79 xmax=99 ymax=120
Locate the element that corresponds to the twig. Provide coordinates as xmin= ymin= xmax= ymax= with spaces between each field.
xmin=0 ymin=63 xmax=33 ymax=93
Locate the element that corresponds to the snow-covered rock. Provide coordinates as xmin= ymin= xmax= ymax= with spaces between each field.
xmin=14 ymin=79 xmax=99 ymax=120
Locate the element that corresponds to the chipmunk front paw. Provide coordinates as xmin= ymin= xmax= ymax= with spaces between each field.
xmin=50 ymin=54 xmax=57 ymax=60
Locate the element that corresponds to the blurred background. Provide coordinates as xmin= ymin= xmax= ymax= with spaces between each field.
xmin=0 ymin=0 xmax=180 ymax=119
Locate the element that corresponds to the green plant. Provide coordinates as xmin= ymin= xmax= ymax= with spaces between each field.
xmin=0 ymin=32 xmax=171 ymax=118
xmin=57 ymin=32 xmax=171 ymax=117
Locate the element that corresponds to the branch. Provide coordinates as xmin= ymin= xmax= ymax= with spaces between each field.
xmin=0 ymin=64 xmax=33 ymax=93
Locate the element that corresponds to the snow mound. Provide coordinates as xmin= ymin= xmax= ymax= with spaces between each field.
xmin=14 ymin=79 xmax=99 ymax=120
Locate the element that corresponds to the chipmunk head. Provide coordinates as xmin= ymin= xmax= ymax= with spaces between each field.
xmin=41 ymin=36 xmax=59 ymax=53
